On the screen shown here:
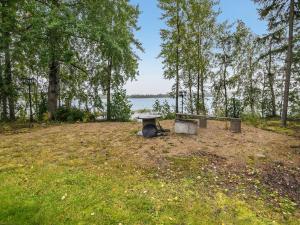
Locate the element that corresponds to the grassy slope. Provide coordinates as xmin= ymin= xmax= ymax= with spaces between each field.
xmin=0 ymin=122 xmax=299 ymax=225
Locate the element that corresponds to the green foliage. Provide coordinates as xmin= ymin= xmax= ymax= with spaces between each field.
xmin=228 ymin=98 xmax=243 ymax=118
xmin=241 ymin=113 xmax=261 ymax=126
xmin=135 ymin=108 xmax=151 ymax=113
xmin=153 ymin=99 xmax=175 ymax=120
xmin=0 ymin=0 xmax=142 ymax=122
xmin=55 ymin=107 xmax=84 ymax=122
xmin=16 ymin=106 xmax=27 ymax=123
xmin=83 ymin=111 xmax=96 ymax=123
xmin=110 ymin=89 xmax=132 ymax=122
xmin=37 ymin=93 xmax=47 ymax=121
xmin=54 ymin=107 xmax=95 ymax=123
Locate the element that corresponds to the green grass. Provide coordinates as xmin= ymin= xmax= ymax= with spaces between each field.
xmin=243 ymin=117 xmax=300 ymax=136
xmin=0 ymin=163 xmax=299 ymax=225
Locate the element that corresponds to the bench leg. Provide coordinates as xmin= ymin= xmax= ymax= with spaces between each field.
xmin=230 ymin=119 xmax=241 ymax=133
xmin=198 ymin=117 xmax=207 ymax=128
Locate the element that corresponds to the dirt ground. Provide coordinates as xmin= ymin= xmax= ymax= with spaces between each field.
xmin=0 ymin=120 xmax=299 ymax=204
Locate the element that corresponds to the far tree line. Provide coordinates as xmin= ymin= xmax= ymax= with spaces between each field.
xmin=159 ymin=0 xmax=299 ymax=126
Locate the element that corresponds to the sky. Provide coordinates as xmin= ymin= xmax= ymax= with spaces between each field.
xmin=125 ymin=0 xmax=267 ymax=95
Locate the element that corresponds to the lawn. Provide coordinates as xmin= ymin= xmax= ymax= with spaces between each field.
xmin=0 ymin=121 xmax=299 ymax=224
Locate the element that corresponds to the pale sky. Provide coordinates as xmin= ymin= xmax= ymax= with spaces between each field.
xmin=125 ymin=0 xmax=267 ymax=95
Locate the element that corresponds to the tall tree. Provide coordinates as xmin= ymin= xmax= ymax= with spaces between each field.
xmin=185 ymin=0 xmax=217 ymax=114
xmin=213 ymin=22 xmax=234 ymax=117
xmin=159 ymin=0 xmax=184 ymax=113
xmin=1 ymin=0 xmax=17 ymax=120
xmin=253 ymin=0 xmax=298 ymax=126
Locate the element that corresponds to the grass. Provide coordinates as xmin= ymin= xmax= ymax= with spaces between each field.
xmin=0 ymin=122 xmax=299 ymax=224
xmin=243 ymin=117 xmax=300 ymax=137
xmin=2 ymin=164 xmax=295 ymax=225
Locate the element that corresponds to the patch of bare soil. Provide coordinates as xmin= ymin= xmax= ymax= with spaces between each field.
xmin=261 ymin=162 xmax=300 ymax=204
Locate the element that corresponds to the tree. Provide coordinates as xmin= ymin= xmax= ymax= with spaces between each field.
xmin=213 ymin=22 xmax=235 ymax=117
xmin=1 ymin=0 xmax=18 ymax=120
xmin=159 ymin=0 xmax=184 ymax=113
xmin=185 ymin=0 xmax=217 ymax=114
xmin=257 ymin=31 xmax=284 ymax=117
xmin=253 ymin=0 xmax=299 ymax=126
xmin=233 ymin=21 xmax=261 ymax=115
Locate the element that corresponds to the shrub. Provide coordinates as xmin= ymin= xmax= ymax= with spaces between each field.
xmin=37 ymin=92 xmax=48 ymax=121
xmin=55 ymin=107 xmax=85 ymax=122
xmin=152 ymin=99 xmax=175 ymax=120
xmin=83 ymin=111 xmax=96 ymax=123
xmin=241 ymin=113 xmax=261 ymax=126
xmin=228 ymin=98 xmax=243 ymax=118
xmin=110 ymin=88 xmax=132 ymax=122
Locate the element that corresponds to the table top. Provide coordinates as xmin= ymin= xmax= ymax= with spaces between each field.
xmin=137 ymin=114 xmax=161 ymax=120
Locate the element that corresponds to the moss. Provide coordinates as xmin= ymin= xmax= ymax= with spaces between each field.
xmin=2 ymin=165 xmax=297 ymax=225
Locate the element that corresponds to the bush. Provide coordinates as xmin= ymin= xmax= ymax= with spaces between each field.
xmin=83 ymin=111 xmax=96 ymax=123
xmin=228 ymin=98 xmax=243 ymax=118
xmin=152 ymin=99 xmax=175 ymax=120
xmin=110 ymin=88 xmax=132 ymax=122
xmin=241 ymin=113 xmax=261 ymax=126
xmin=37 ymin=92 xmax=48 ymax=121
xmin=54 ymin=106 xmax=94 ymax=122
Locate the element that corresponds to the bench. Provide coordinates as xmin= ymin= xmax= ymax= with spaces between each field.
xmin=176 ymin=113 xmax=242 ymax=133
xmin=175 ymin=119 xmax=198 ymax=135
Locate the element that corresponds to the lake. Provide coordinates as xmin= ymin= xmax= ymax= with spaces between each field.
xmin=74 ymin=97 xmax=213 ymax=114
xmin=129 ymin=98 xmax=174 ymax=111
xmin=129 ymin=97 xmax=213 ymax=114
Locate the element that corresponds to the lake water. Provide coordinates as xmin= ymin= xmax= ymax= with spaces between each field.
xmin=129 ymin=98 xmax=175 ymax=111
xmin=74 ymin=97 xmax=213 ymax=114
xmin=129 ymin=97 xmax=213 ymax=114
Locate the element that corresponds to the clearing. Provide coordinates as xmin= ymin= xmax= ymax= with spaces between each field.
xmin=0 ymin=121 xmax=299 ymax=224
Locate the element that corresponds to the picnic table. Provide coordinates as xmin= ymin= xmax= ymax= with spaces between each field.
xmin=138 ymin=115 xmax=169 ymax=138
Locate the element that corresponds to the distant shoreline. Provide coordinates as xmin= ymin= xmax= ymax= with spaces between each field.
xmin=128 ymin=94 xmax=172 ymax=99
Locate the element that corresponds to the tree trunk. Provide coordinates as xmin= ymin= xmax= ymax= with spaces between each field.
xmin=188 ymin=69 xmax=193 ymax=114
xmin=1 ymin=57 xmax=8 ymax=120
xmin=196 ymin=31 xmax=201 ymax=115
xmin=2 ymin=97 xmax=8 ymax=121
xmin=249 ymin=56 xmax=255 ymax=115
xmin=47 ymin=0 xmax=60 ymax=120
xmin=196 ymin=71 xmax=200 ymax=114
xmin=281 ymin=0 xmax=294 ymax=127
xmin=261 ymin=71 xmax=266 ymax=117
xmin=200 ymin=69 xmax=206 ymax=114
xmin=4 ymin=36 xmax=15 ymax=120
xmin=0 ymin=61 xmax=8 ymax=121
xmin=267 ymin=41 xmax=276 ymax=117
xmin=223 ymin=63 xmax=228 ymax=117
xmin=175 ymin=1 xmax=180 ymax=114
xmin=47 ymin=58 xmax=60 ymax=120
xmin=106 ymin=58 xmax=112 ymax=121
